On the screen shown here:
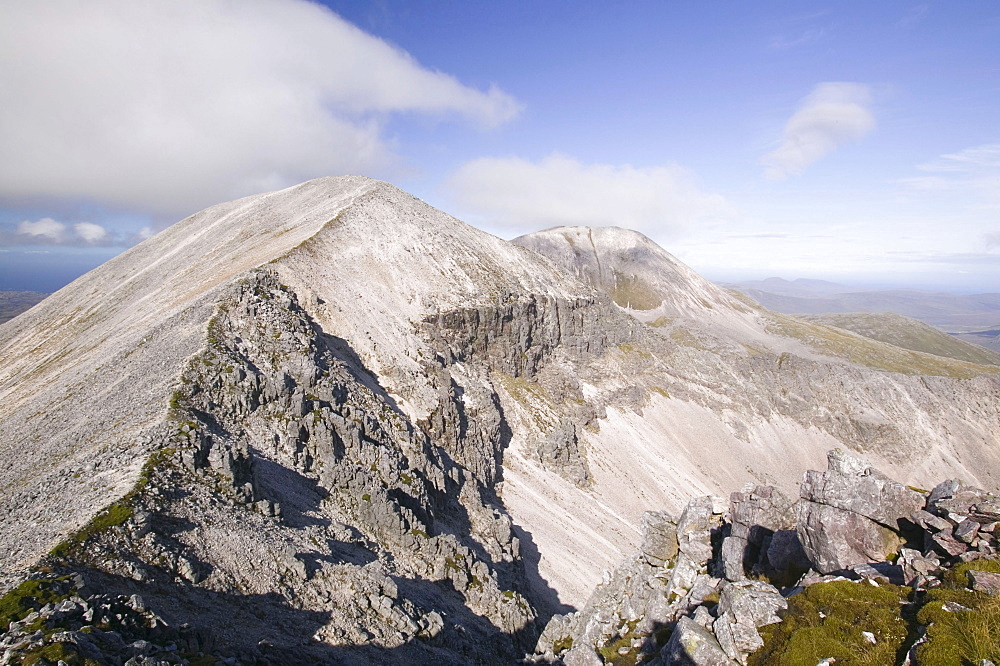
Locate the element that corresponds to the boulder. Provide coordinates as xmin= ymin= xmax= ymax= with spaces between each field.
xmin=765 ymin=529 xmax=809 ymax=579
xmin=723 ymin=486 xmax=796 ymax=581
xmin=658 ymin=616 xmax=737 ymax=666
xmin=799 ymin=450 xmax=924 ymax=530
xmin=677 ymin=496 xmax=719 ymax=563
xmin=796 ymin=450 xmax=922 ymax=573
xmin=713 ymin=580 xmax=787 ymax=665
xmin=720 ymin=536 xmax=750 ymax=582
xmin=641 ymin=511 xmax=679 ymax=567
xmin=729 ymin=486 xmax=796 ymax=543
xmin=968 ymin=570 xmax=1000 ymax=595
xmin=797 ymin=500 xmax=901 ymax=574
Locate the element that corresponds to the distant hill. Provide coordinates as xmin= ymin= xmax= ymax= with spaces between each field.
xmin=800 ymin=312 xmax=1000 ymax=366
xmin=721 ymin=278 xmax=1000 ymax=352
xmin=0 ymin=291 xmax=47 ymax=325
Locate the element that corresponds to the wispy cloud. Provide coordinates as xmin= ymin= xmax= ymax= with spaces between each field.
xmin=900 ymin=143 xmax=1000 ymax=208
xmin=769 ymin=9 xmax=831 ymax=50
xmin=894 ymin=4 xmax=929 ymax=30
xmin=770 ymin=28 xmax=826 ymax=50
xmin=762 ymin=83 xmax=875 ymax=180
xmin=445 ymin=154 xmax=732 ymax=237
xmin=0 ymin=0 xmax=521 ymax=216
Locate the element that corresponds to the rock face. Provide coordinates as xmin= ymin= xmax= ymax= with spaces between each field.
xmin=0 ymin=177 xmax=999 ymax=662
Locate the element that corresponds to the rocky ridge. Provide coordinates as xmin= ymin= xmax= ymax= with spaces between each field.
xmin=1 ymin=177 xmax=999 ymax=662
xmin=532 ymin=449 xmax=1000 ymax=665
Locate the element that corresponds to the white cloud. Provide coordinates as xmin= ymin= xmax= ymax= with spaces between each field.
xmin=445 ymin=154 xmax=732 ymax=237
xmin=762 ymin=82 xmax=875 ymax=180
xmin=17 ymin=218 xmax=66 ymax=241
xmin=74 ymin=222 xmax=108 ymax=243
xmin=0 ymin=1 xmax=520 ymax=216
xmin=8 ymin=218 xmax=116 ymax=246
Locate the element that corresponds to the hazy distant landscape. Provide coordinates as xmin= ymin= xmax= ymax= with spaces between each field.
xmin=0 ymin=291 xmax=47 ymax=325
xmin=723 ymin=277 xmax=1000 ymax=352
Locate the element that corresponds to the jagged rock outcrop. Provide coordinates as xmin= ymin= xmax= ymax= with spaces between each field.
xmin=530 ymin=450 xmax=1000 ymax=665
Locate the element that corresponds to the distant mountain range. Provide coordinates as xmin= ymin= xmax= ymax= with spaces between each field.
xmin=721 ymin=277 xmax=1000 ymax=352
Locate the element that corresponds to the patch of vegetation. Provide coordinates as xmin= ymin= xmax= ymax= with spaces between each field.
xmin=49 ymin=446 xmax=175 ymax=561
xmin=750 ymin=580 xmax=912 ymax=666
xmin=553 ymin=635 xmax=573 ymax=653
xmin=916 ymin=558 xmax=1000 ymax=664
xmin=668 ymin=327 xmax=703 ymax=349
xmin=0 ymin=577 xmax=73 ymax=628
xmin=597 ymin=619 xmax=649 ymax=666
xmin=617 ymin=343 xmax=654 ymax=359
xmin=765 ymin=312 xmax=1000 ymax=379
xmin=50 ymin=503 xmax=133 ymax=560
xmin=609 ymin=272 xmax=662 ymax=311
xmin=21 ymin=640 xmax=100 ymax=666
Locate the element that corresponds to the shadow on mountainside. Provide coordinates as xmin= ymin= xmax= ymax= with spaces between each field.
xmin=75 ymin=567 xmax=537 ymax=664
xmin=513 ymin=523 xmax=575 ymax=618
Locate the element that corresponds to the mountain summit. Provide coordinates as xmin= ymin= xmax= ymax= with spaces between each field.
xmin=1 ymin=177 xmax=998 ymax=663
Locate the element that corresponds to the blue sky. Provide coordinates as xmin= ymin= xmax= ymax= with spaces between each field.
xmin=1 ymin=1 xmax=998 ymax=293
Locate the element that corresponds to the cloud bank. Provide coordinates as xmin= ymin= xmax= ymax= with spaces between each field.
xmin=446 ymin=155 xmax=731 ymax=237
xmin=0 ymin=0 xmax=520 ymax=216
xmin=762 ymin=82 xmax=875 ymax=180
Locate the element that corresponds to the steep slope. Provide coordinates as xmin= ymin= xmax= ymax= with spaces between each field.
xmin=1 ymin=183 xmax=999 ymax=663
xmin=801 ymin=311 xmax=1000 ymax=366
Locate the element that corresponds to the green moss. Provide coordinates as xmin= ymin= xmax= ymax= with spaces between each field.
xmin=750 ymin=580 xmax=912 ymax=666
xmin=947 ymin=556 xmax=1000 ymax=587
xmin=553 ymin=635 xmax=573 ymax=653
xmin=597 ymin=618 xmax=645 ymax=666
xmin=916 ymin=557 xmax=1000 ymax=664
xmin=21 ymin=640 xmax=95 ymax=665
xmin=361 ymin=493 xmax=371 ymax=502
xmin=410 ymin=529 xmax=428 ymax=539
xmin=50 ymin=502 xmax=132 ymax=560
xmin=0 ymin=577 xmax=73 ymax=628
